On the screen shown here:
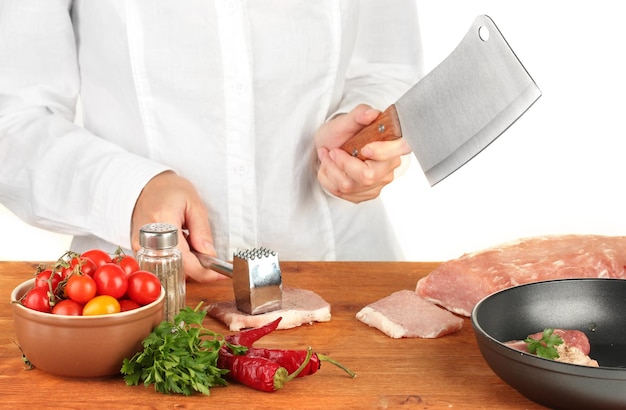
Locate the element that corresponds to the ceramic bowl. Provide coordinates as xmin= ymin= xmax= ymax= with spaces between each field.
xmin=471 ymin=278 xmax=626 ymax=409
xmin=11 ymin=278 xmax=164 ymax=378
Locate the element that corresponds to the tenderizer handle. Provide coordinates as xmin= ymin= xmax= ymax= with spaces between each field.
xmin=192 ymin=251 xmax=233 ymax=278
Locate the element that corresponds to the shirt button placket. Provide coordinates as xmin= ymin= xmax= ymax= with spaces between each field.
xmin=216 ymin=0 xmax=257 ymax=253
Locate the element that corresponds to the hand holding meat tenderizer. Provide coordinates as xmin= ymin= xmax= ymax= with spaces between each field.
xmin=193 ymin=248 xmax=282 ymax=315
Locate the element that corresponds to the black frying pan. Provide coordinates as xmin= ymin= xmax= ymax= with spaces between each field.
xmin=472 ymin=278 xmax=626 ymax=409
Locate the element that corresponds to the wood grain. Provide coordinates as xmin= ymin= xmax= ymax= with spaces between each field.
xmin=0 ymin=261 xmax=546 ymax=409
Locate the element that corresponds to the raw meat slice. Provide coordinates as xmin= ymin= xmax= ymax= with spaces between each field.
xmin=416 ymin=235 xmax=626 ymax=317
xmin=356 ymin=290 xmax=463 ymax=338
xmin=207 ymin=286 xmax=331 ymax=331
xmin=505 ymin=329 xmax=599 ymax=367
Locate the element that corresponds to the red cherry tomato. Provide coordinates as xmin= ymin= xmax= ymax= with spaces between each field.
xmin=118 ymin=298 xmax=141 ymax=312
xmin=74 ymin=256 xmax=97 ymax=277
xmin=51 ymin=299 xmax=83 ymax=316
xmin=65 ymin=274 xmax=97 ymax=304
xmin=21 ymin=287 xmax=52 ymax=313
xmin=81 ymin=249 xmax=113 ymax=268
xmin=93 ymin=263 xmax=128 ymax=299
xmin=126 ymin=270 xmax=162 ymax=306
xmin=59 ymin=256 xmax=96 ymax=280
xmin=59 ymin=264 xmax=73 ymax=280
xmin=116 ymin=255 xmax=140 ymax=277
xmin=34 ymin=269 xmax=62 ymax=292
xmin=82 ymin=295 xmax=121 ymax=316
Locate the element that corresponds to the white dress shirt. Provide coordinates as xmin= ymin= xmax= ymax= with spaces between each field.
xmin=0 ymin=0 xmax=422 ymax=260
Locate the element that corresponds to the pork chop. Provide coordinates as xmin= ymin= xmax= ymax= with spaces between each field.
xmin=416 ymin=235 xmax=626 ymax=316
xmin=356 ymin=290 xmax=463 ymax=338
xmin=206 ymin=286 xmax=331 ymax=331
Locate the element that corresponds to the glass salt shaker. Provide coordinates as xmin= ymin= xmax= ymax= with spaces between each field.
xmin=136 ymin=223 xmax=185 ymax=322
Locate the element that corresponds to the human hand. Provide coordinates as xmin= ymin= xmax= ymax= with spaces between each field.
xmin=131 ymin=171 xmax=226 ymax=282
xmin=315 ymin=104 xmax=412 ymax=203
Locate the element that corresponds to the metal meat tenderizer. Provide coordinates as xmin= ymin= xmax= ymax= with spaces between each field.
xmin=194 ymin=247 xmax=282 ymax=315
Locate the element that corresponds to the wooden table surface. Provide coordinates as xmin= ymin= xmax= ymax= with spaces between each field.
xmin=0 ymin=261 xmax=546 ymax=409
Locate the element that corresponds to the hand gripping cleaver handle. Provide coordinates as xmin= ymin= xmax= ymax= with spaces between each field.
xmin=340 ymin=105 xmax=403 ymax=160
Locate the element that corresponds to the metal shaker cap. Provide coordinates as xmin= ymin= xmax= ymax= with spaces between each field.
xmin=139 ymin=223 xmax=179 ymax=249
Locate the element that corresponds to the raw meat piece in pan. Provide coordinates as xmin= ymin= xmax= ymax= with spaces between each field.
xmin=505 ymin=329 xmax=599 ymax=367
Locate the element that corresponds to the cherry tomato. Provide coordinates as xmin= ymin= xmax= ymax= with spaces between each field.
xmin=34 ymin=269 xmax=62 ymax=292
xmin=51 ymin=299 xmax=83 ymax=316
xmin=74 ymin=256 xmax=97 ymax=277
xmin=65 ymin=274 xmax=97 ymax=304
xmin=81 ymin=249 xmax=113 ymax=268
xmin=61 ymin=256 xmax=98 ymax=279
xmin=116 ymin=255 xmax=140 ymax=277
xmin=59 ymin=264 xmax=74 ymax=280
xmin=118 ymin=298 xmax=141 ymax=312
xmin=82 ymin=295 xmax=121 ymax=316
xmin=21 ymin=287 xmax=52 ymax=313
xmin=93 ymin=263 xmax=128 ymax=299
xmin=126 ymin=270 xmax=162 ymax=306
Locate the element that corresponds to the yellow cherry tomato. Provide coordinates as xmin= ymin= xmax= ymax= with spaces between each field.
xmin=82 ymin=295 xmax=121 ymax=316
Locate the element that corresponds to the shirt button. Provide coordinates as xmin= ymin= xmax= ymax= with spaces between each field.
xmin=227 ymin=80 xmax=245 ymax=95
xmin=234 ymin=164 xmax=249 ymax=175
xmin=218 ymin=0 xmax=238 ymax=15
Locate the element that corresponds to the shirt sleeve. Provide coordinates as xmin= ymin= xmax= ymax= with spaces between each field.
xmin=0 ymin=0 xmax=170 ymax=249
xmin=331 ymin=0 xmax=424 ymax=116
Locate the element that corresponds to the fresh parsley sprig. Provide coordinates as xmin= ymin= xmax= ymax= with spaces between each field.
xmin=121 ymin=302 xmax=240 ymax=395
xmin=524 ymin=328 xmax=564 ymax=360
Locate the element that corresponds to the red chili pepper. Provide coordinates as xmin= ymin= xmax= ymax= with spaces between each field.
xmin=224 ymin=317 xmax=356 ymax=379
xmin=226 ymin=317 xmax=282 ymax=347
xmin=243 ymin=347 xmax=320 ymax=377
xmin=243 ymin=346 xmax=356 ymax=378
xmin=218 ymin=346 xmax=313 ymax=392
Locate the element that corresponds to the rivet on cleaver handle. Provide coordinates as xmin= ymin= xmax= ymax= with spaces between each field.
xmin=340 ymin=15 xmax=541 ymax=186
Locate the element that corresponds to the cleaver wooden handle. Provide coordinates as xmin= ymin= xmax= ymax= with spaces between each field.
xmin=339 ymin=105 xmax=403 ymax=160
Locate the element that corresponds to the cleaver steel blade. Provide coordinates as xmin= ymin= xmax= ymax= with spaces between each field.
xmin=340 ymin=15 xmax=541 ymax=186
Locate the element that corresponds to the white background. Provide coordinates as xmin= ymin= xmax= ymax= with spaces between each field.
xmin=384 ymin=0 xmax=626 ymax=260
xmin=1 ymin=1 xmax=625 ymax=261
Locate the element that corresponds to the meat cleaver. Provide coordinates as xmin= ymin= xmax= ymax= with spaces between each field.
xmin=340 ymin=15 xmax=541 ymax=186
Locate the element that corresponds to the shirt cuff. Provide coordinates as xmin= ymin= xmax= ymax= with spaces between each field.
xmin=91 ymin=155 xmax=172 ymax=250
